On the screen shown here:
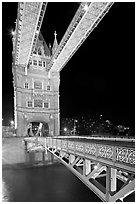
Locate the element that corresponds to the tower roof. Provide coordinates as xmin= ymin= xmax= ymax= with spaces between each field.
xmin=36 ymin=32 xmax=51 ymax=56
xmin=52 ymin=31 xmax=58 ymax=55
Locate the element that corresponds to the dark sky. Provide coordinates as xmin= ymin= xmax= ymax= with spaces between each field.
xmin=2 ymin=2 xmax=135 ymax=128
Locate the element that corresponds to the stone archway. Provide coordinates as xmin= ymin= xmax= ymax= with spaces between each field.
xmin=27 ymin=121 xmax=49 ymax=137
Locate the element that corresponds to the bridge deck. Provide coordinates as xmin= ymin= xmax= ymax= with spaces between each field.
xmin=54 ymin=137 xmax=135 ymax=148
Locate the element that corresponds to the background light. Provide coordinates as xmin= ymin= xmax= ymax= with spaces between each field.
xmin=64 ymin=127 xmax=67 ymax=132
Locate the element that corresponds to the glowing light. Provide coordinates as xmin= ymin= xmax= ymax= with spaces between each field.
xmin=64 ymin=128 xmax=67 ymax=132
xmin=10 ymin=120 xmax=14 ymax=126
xmin=83 ymin=4 xmax=88 ymax=12
xmin=94 ymin=165 xmax=98 ymax=170
xmin=11 ymin=30 xmax=15 ymax=36
xmin=36 ymin=30 xmax=39 ymax=34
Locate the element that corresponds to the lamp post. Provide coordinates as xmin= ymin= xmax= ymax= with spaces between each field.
xmin=64 ymin=127 xmax=67 ymax=135
xmin=10 ymin=120 xmax=14 ymax=127
xmin=73 ymin=119 xmax=78 ymax=135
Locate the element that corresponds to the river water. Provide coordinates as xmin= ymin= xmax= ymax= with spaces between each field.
xmin=2 ymin=162 xmax=101 ymax=202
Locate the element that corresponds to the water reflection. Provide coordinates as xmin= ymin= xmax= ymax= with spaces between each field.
xmin=2 ymin=163 xmax=101 ymax=202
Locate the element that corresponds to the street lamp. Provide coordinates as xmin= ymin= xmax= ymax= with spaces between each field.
xmin=10 ymin=120 xmax=14 ymax=126
xmin=64 ymin=127 xmax=67 ymax=135
xmin=73 ymin=119 xmax=78 ymax=135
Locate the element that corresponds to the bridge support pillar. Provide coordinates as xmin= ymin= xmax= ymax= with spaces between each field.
xmin=69 ymin=154 xmax=75 ymax=164
xmin=84 ymin=159 xmax=91 ymax=176
xmin=111 ymin=168 xmax=117 ymax=192
xmin=106 ymin=166 xmax=111 ymax=201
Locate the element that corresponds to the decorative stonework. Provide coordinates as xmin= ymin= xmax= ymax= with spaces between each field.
xmin=85 ymin=143 xmax=96 ymax=156
xmin=116 ymin=147 xmax=135 ymax=165
xmin=98 ymin=145 xmax=113 ymax=159
xmin=68 ymin=141 xmax=75 ymax=150
xmin=76 ymin=143 xmax=84 ymax=152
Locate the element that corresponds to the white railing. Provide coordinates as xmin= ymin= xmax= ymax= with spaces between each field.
xmin=31 ymin=136 xmax=135 ymax=172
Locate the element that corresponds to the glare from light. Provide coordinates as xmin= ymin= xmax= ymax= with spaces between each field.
xmin=11 ymin=30 xmax=15 ymax=36
xmin=94 ymin=165 xmax=98 ymax=170
xmin=83 ymin=4 xmax=88 ymax=11
xmin=10 ymin=120 xmax=14 ymax=126
xmin=64 ymin=128 xmax=67 ymax=132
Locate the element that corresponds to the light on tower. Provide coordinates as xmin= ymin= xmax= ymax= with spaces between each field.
xmin=11 ymin=30 xmax=15 ymax=36
xmin=83 ymin=4 xmax=88 ymax=12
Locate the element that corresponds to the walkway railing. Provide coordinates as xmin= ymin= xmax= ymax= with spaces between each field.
xmin=24 ymin=136 xmax=135 ymax=201
xmin=36 ymin=136 xmax=135 ymax=173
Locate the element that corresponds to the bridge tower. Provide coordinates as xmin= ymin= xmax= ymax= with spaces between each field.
xmin=12 ymin=2 xmax=114 ymax=137
xmin=12 ymin=32 xmax=60 ymax=137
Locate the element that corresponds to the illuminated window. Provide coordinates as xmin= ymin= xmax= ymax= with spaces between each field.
xmin=39 ymin=61 xmax=42 ymax=66
xmin=24 ymin=82 xmax=29 ymax=89
xmin=33 ymin=60 xmax=37 ymax=66
xmin=44 ymin=102 xmax=49 ymax=108
xmin=34 ymin=81 xmax=42 ymax=89
xmin=43 ymin=61 xmax=46 ymax=67
xmin=34 ymin=99 xmax=43 ymax=108
xmin=47 ymin=85 xmax=50 ymax=91
xmin=28 ymin=101 xmax=32 ymax=107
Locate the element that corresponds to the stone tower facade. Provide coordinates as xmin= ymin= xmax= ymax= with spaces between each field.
xmin=12 ymin=33 xmax=60 ymax=137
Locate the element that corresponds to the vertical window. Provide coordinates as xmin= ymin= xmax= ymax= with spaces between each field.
xmin=44 ymin=102 xmax=49 ymax=108
xmin=39 ymin=61 xmax=42 ymax=66
xmin=43 ymin=61 xmax=46 ymax=67
xmin=28 ymin=101 xmax=32 ymax=107
xmin=33 ymin=60 xmax=37 ymax=66
xmin=24 ymin=82 xmax=29 ymax=89
xmin=47 ymin=85 xmax=50 ymax=91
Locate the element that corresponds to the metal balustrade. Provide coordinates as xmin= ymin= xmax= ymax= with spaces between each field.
xmin=36 ymin=137 xmax=135 ymax=173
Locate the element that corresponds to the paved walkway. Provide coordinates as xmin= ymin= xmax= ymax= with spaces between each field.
xmin=2 ymin=137 xmax=26 ymax=165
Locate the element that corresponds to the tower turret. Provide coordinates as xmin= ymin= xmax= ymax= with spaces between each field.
xmin=52 ymin=31 xmax=58 ymax=55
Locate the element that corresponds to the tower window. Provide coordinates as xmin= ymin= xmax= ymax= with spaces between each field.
xmin=34 ymin=81 xmax=42 ymax=89
xmin=33 ymin=60 xmax=37 ymax=66
xmin=24 ymin=82 xmax=29 ymax=89
xmin=47 ymin=85 xmax=50 ymax=91
xmin=39 ymin=61 xmax=42 ymax=66
xmin=34 ymin=99 xmax=43 ymax=108
xmin=28 ymin=101 xmax=32 ymax=107
xmin=43 ymin=61 xmax=46 ymax=67
xmin=44 ymin=102 xmax=49 ymax=108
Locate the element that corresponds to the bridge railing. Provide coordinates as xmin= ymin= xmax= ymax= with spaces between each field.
xmin=36 ymin=136 xmax=135 ymax=173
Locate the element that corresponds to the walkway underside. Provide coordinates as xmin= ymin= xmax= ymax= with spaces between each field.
xmin=48 ymin=2 xmax=114 ymax=72
xmin=25 ymin=136 xmax=135 ymax=202
xmin=13 ymin=2 xmax=47 ymax=71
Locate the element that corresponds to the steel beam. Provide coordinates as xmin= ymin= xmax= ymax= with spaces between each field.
xmin=49 ymin=2 xmax=114 ymax=72
xmin=25 ymin=136 xmax=135 ymax=202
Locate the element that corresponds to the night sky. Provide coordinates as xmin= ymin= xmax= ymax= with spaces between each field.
xmin=2 ymin=2 xmax=135 ymax=128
